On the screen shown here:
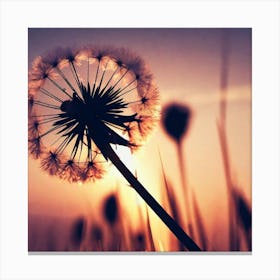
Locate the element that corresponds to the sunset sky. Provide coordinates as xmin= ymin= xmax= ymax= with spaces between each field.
xmin=28 ymin=28 xmax=251 ymax=250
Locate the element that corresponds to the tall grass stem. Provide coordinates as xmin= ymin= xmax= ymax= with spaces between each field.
xmin=177 ymin=141 xmax=194 ymax=239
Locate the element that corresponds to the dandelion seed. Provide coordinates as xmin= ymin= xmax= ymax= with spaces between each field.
xmin=79 ymin=160 xmax=105 ymax=183
xmin=130 ymin=84 xmax=160 ymax=114
xmin=41 ymin=151 xmax=62 ymax=176
xmin=59 ymin=159 xmax=81 ymax=183
xmin=136 ymin=115 xmax=158 ymax=140
xmin=28 ymin=94 xmax=35 ymax=112
xmin=30 ymin=56 xmax=57 ymax=82
xmin=140 ymin=85 xmax=160 ymax=112
xmin=28 ymin=116 xmax=40 ymax=137
xmin=28 ymin=137 xmax=43 ymax=159
xmin=43 ymin=47 xmax=66 ymax=68
xmin=28 ymin=78 xmax=43 ymax=95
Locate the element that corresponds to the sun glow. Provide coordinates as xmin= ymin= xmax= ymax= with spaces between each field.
xmin=113 ymin=145 xmax=135 ymax=174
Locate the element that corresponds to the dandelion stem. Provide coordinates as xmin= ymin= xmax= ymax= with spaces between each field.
xmin=158 ymin=146 xmax=185 ymax=251
xmin=145 ymin=204 xmax=156 ymax=251
xmin=103 ymin=144 xmax=201 ymax=251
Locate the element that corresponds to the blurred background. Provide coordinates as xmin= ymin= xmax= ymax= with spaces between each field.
xmin=28 ymin=28 xmax=251 ymax=252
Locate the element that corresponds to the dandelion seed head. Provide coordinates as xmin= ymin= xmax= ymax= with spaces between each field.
xmin=28 ymin=45 xmax=160 ymax=182
xmin=71 ymin=217 xmax=86 ymax=247
xmin=103 ymin=194 xmax=119 ymax=226
xmin=91 ymin=225 xmax=103 ymax=242
xmin=134 ymin=232 xmax=146 ymax=251
xmin=162 ymin=103 xmax=192 ymax=143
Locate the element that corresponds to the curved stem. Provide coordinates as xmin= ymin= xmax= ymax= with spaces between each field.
xmin=103 ymin=144 xmax=201 ymax=251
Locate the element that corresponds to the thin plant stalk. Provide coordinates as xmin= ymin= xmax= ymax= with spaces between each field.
xmin=192 ymin=191 xmax=208 ymax=251
xmin=158 ymin=147 xmax=185 ymax=251
xmin=161 ymin=103 xmax=193 ymax=238
xmin=216 ymin=121 xmax=237 ymax=250
xmin=103 ymin=143 xmax=201 ymax=251
xmin=177 ymin=140 xmax=194 ymax=239
xmin=145 ymin=205 xmax=156 ymax=251
xmin=115 ymin=187 xmax=131 ymax=251
xmin=216 ymin=31 xmax=237 ymax=251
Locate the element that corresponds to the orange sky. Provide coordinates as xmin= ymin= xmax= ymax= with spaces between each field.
xmin=28 ymin=28 xmax=251 ymax=250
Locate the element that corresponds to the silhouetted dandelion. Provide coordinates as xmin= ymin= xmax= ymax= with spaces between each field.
xmin=71 ymin=217 xmax=86 ymax=249
xmin=103 ymin=194 xmax=119 ymax=226
xmin=91 ymin=224 xmax=104 ymax=250
xmin=28 ymin=45 xmax=159 ymax=182
xmin=162 ymin=103 xmax=194 ymax=239
xmin=103 ymin=194 xmax=121 ymax=251
xmin=162 ymin=103 xmax=192 ymax=143
xmin=134 ymin=232 xmax=146 ymax=251
xmin=91 ymin=225 xmax=103 ymax=242
xmin=158 ymin=148 xmax=186 ymax=251
xmin=231 ymin=188 xmax=251 ymax=250
xmin=28 ymin=45 xmax=200 ymax=251
xmin=192 ymin=191 xmax=208 ymax=251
